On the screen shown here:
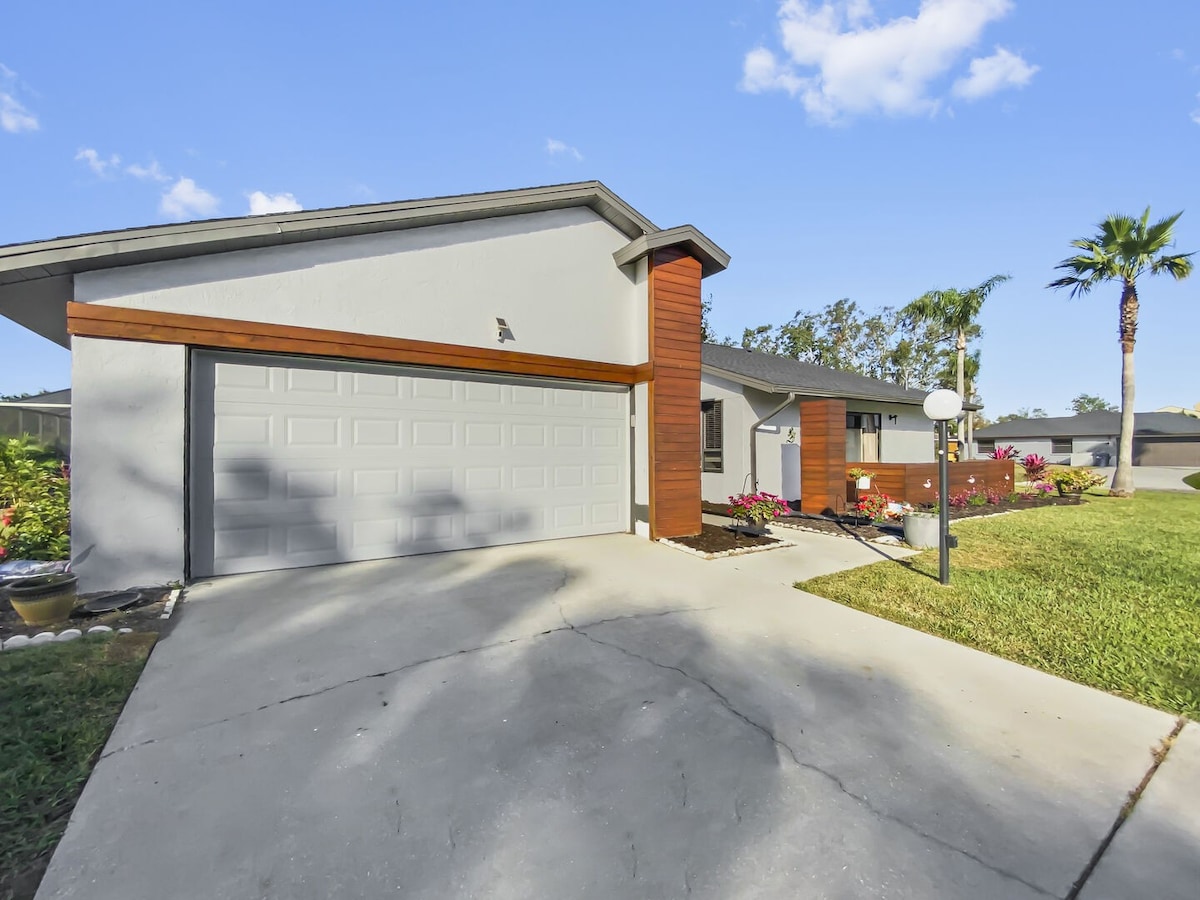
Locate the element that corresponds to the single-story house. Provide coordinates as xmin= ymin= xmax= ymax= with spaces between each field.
xmin=0 ymin=182 xmax=729 ymax=590
xmin=974 ymin=411 xmax=1200 ymax=467
xmin=699 ymin=344 xmax=997 ymax=514
xmin=0 ymin=388 xmax=71 ymax=452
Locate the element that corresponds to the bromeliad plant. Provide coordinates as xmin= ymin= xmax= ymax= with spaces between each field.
xmin=0 ymin=437 xmax=71 ymax=561
xmin=1021 ymin=453 xmax=1048 ymax=482
xmin=727 ymin=491 xmax=789 ymax=525
xmin=989 ymin=444 xmax=1020 ymax=460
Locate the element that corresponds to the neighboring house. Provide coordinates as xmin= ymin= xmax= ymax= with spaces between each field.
xmin=974 ymin=411 xmax=1200 ymax=467
xmin=1155 ymin=403 xmax=1200 ymax=419
xmin=0 ymin=388 xmax=71 ymax=453
xmin=0 ymin=182 xmax=729 ymax=590
xmin=700 ymin=344 xmax=973 ymax=511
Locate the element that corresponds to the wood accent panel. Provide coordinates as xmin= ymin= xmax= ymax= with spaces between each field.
xmin=67 ymin=302 xmax=652 ymax=385
xmin=845 ymin=460 xmax=1017 ymax=506
xmin=647 ymin=249 xmax=703 ymax=539
xmin=799 ymin=398 xmax=848 ymax=515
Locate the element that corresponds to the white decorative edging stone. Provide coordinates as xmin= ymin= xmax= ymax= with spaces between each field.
xmin=2 ymin=620 xmax=149 ymax=652
xmin=657 ymin=534 xmax=797 ymax=561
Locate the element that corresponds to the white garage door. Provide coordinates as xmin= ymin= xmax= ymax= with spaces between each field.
xmin=189 ymin=352 xmax=629 ymax=576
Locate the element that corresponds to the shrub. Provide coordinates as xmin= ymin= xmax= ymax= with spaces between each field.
xmin=1022 ymin=453 xmax=1048 ymax=482
xmin=967 ymin=490 xmax=988 ymax=507
xmin=1047 ymin=467 xmax=1107 ymax=493
xmin=984 ymin=488 xmax=1005 ymax=505
xmin=989 ymin=444 xmax=1020 ymax=460
xmin=1007 ymin=491 xmax=1023 ymax=503
xmin=0 ymin=438 xmax=70 ymax=561
xmin=855 ymin=492 xmax=893 ymax=521
xmin=728 ymin=491 xmax=789 ymax=523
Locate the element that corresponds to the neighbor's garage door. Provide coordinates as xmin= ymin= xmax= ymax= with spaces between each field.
xmin=189 ymin=352 xmax=629 ymax=576
xmin=1134 ymin=437 xmax=1200 ymax=467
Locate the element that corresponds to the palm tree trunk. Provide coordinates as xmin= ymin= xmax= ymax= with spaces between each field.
xmin=1112 ymin=280 xmax=1138 ymax=496
xmin=956 ymin=331 xmax=968 ymax=459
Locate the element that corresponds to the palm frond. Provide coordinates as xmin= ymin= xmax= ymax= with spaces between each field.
xmin=1151 ymin=252 xmax=1195 ymax=280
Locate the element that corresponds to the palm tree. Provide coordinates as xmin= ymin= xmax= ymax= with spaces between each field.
xmin=1048 ymin=208 xmax=1194 ymax=497
xmin=903 ymin=274 xmax=1010 ymax=459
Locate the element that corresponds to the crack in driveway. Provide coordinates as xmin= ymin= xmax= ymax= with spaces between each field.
xmin=99 ymin=606 xmax=712 ymax=760
xmin=569 ymin=622 xmax=1059 ymax=899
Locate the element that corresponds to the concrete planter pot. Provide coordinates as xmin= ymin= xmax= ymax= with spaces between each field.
xmin=7 ymin=573 xmax=79 ymax=626
xmin=902 ymin=513 xmax=940 ymax=550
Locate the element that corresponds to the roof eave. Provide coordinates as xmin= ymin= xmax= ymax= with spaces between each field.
xmin=613 ymin=225 xmax=730 ymax=278
xmin=0 ymin=181 xmax=660 ymax=285
xmin=701 ymin=364 xmax=941 ymax=407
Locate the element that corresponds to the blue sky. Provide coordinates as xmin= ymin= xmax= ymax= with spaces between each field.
xmin=2 ymin=1 xmax=1198 ymax=416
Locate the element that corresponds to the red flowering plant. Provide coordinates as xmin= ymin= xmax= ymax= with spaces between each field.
xmin=854 ymin=491 xmax=894 ymax=522
xmin=989 ymin=444 xmax=1020 ymax=460
xmin=727 ymin=491 xmax=789 ymax=526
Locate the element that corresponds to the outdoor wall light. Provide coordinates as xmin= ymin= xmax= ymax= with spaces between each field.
xmin=888 ymin=414 xmax=898 ymax=423
xmin=923 ymin=389 xmax=964 ymax=586
xmin=496 ymin=317 xmax=514 ymax=343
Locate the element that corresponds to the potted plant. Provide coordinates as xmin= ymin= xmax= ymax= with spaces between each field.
xmin=848 ymin=467 xmax=875 ymax=490
xmin=854 ymin=491 xmax=893 ymax=522
xmin=902 ymin=506 xmax=941 ymax=549
xmin=727 ymin=491 xmax=789 ymax=535
xmin=1047 ymin=467 xmax=1106 ymax=498
xmin=7 ymin=572 xmax=79 ymax=626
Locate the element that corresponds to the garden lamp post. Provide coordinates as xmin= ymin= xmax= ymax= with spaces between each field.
xmin=923 ymin=389 xmax=963 ymax=585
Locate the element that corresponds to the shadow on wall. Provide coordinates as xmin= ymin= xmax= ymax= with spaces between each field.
xmin=105 ymin=556 xmax=1184 ymax=899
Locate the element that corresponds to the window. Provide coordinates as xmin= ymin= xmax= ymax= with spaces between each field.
xmin=701 ymin=400 xmax=723 ymax=473
xmin=846 ymin=411 xmax=882 ymax=463
xmin=1051 ymin=437 xmax=1072 ymax=454
xmin=977 ymin=439 xmax=995 ymax=455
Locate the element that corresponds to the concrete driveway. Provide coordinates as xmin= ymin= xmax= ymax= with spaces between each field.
xmin=38 ymin=533 xmax=1193 ymax=899
xmin=1093 ymin=465 xmax=1198 ymax=491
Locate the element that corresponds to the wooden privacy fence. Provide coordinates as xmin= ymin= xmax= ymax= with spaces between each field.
xmin=843 ymin=459 xmax=1017 ymax=509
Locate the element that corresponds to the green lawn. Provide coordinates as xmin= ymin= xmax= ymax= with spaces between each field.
xmin=799 ymin=493 xmax=1200 ymax=718
xmin=1184 ymin=471 xmax=1200 ymax=490
xmin=1 ymin=633 xmax=155 ymax=900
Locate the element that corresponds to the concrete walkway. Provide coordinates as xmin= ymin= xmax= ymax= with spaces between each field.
xmin=37 ymin=535 xmax=1193 ymax=899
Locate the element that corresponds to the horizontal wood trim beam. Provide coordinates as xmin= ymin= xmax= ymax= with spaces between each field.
xmin=67 ymin=302 xmax=653 ymax=386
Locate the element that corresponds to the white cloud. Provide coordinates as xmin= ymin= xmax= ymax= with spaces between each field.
xmin=546 ymin=138 xmax=583 ymax=161
xmin=75 ymin=147 xmax=121 ymax=177
xmin=740 ymin=0 xmax=1037 ymax=123
xmin=953 ymin=46 xmax=1038 ymax=100
xmin=0 ymin=63 xmax=38 ymax=133
xmin=126 ymin=159 xmax=170 ymax=182
xmin=246 ymin=190 xmax=302 ymax=215
xmin=160 ymin=177 xmax=219 ymax=220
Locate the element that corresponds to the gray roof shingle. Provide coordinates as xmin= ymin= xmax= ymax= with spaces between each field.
xmin=701 ymin=343 xmax=953 ymax=407
xmin=975 ymin=411 xmax=1200 ymax=439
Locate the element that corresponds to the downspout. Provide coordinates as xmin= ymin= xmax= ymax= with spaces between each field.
xmin=749 ymin=392 xmax=796 ymax=492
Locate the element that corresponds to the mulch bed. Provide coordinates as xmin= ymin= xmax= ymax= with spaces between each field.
xmin=667 ymin=522 xmax=781 ymax=553
xmin=702 ymin=497 xmax=1083 ymax=544
xmin=0 ymin=587 xmax=176 ymax=641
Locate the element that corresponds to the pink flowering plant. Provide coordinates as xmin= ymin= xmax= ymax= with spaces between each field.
xmin=727 ymin=491 xmax=789 ymax=525
xmin=854 ymin=491 xmax=894 ymax=522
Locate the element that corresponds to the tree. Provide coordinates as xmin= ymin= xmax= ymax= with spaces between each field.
xmin=903 ymin=274 xmax=1010 ymax=458
xmin=1048 ymin=208 xmax=1194 ymax=496
xmin=1070 ymin=393 xmax=1116 ymax=414
xmin=701 ymin=294 xmax=717 ymax=344
xmin=995 ymin=407 xmax=1048 ymax=423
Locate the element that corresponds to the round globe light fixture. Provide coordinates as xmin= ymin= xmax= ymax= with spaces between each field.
xmin=923 ymin=388 xmax=963 ymax=422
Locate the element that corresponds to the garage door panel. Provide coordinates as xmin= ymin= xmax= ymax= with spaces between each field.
xmin=193 ymin=353 xmax=629 ymax=576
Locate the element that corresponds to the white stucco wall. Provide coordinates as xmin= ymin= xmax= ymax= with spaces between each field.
xmin=75 ymin=207 xmax=642 ymax=365
xmin=701 ymin=374 xmax=936 ymax=502
xmin=700 ymin=375 xmax=798 ymax=501
xmin=69 ymin=209 xmax=656 ymax=588
xmin=71 ymin=337 xmax=186 ymax=591
xmin=972 ymin=436 xmax=1108 ymax=467
xmin=844 ymin=399 xmax=933 ymax=464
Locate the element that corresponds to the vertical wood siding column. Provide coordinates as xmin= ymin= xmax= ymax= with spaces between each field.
xmin=648 ymin=249 xmax=703 ymax=538
xmin=799 ymin=398 xmax=848 ymax=514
